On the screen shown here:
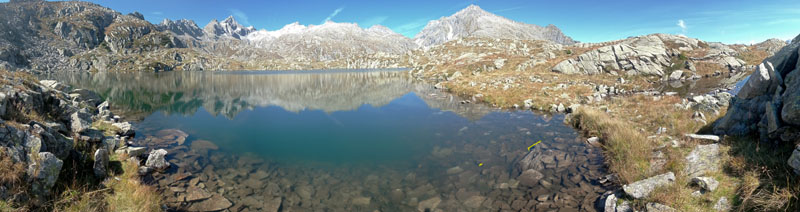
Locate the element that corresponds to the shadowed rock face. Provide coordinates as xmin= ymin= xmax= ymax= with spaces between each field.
xmin=44 ymin=70 xmax=493 ymax=120
xmin=714 ymin=33 xmax=800 ymax=175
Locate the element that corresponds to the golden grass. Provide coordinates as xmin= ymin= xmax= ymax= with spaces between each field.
xmin=724 ymin=136 xmax=799 ymax=211
xmin=570 ymin=107 xmax=653 ymax=183
xmin=737 ymin=49 xmax=771 ymax=66
xmin=53 ymin=154 xmax=162 ymax=212
xmin=103 ymin=155 xmax=162 ymax=212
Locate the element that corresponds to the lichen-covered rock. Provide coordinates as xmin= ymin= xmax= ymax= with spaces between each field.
xmin=685 ymin=144 xmax=721 ymax=178
xmin=70 ymin=108 xmax=92 ymax=133
xmin=27 ymin=152 xmax=63 ymax=205
xmin=145 ymin=148 xmax=170 ymax=170
xmin=622 ymin=172 xmax=675 ymax=199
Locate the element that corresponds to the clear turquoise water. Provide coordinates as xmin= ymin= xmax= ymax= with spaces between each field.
xmin=48 ymin=70 xmax=609 ymax=211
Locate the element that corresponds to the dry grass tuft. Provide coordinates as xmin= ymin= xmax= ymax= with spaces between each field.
xmin=570 ymin=107 xmax=653 ymax=183
xmin=103 ymin=156 xmax=162 ymax=212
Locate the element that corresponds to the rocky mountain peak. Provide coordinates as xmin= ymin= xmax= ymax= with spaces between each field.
xmin=159 ymin=18 xmax=204 ymax=38
xmin=203 ymin=16 xmax=254 ymax=39
xmin=413 ymin=4 xmax=577 ymax=47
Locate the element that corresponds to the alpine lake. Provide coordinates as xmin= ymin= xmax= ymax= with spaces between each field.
xmin=44 ymin=70 xmax=612 ymax=211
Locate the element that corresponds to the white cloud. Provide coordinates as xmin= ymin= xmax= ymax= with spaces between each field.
xmin=677 ymin=19 xmax=687 ymax=34
xmin=361 ymin=16 xmax=388 ymax=27
xmin=228 ymin=9 xmax=251 ymax=26
xmin=151 ymin=11 xmax=164 ymax=16
xmin=322 ymin=7 xmax=345 ymax=24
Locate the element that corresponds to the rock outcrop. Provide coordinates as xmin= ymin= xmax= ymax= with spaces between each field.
xmin=714 ymin=33 xmax=800 ymax=175
xmin=552 ymin=34 xmax=748 ymax=76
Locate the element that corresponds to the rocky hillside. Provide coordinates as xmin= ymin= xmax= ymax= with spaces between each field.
xmin=414 ymin=5 xmax=576 ymax=47
xmin=244 ymin=21 xmax=417 ymax=61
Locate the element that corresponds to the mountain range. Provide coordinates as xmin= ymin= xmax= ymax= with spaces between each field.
xmin=0 ymin=0 xmax=784 ymax=73
xmin=0 ymin=0 xmax=580 ymax=72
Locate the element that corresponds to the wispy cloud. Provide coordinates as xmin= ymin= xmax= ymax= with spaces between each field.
xmin=322 ymin=7 xmax=345 ymax=24
xmin=151 ymin=11 xmax=164 ymax=16
xmin=676 ymin=19 xmax=687 ymax=34
xmin=394 ymin=18 xmax=430 ymax=38
xmin=361 ymin=16 xmax=388 ymax=27
xmin=228 ymin=9 xmax=251 ymax=26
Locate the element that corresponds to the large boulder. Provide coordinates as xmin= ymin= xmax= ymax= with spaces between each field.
xmin=714 ymin=33 xmax=800 ymax=175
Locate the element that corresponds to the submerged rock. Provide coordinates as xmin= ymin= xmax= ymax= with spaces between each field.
xmin=186 ymin=195 xmax=232 ymax=212
xmin=518 ymin=169 xmax=544 ymax=187
xmin=418 ymin=196 xmax=441 ymax=212
xmin=622 ymin=172 xmax=675 ymax=199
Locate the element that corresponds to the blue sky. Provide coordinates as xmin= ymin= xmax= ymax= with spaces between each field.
xmin=6 ymin=0 xmax=800 ymax=44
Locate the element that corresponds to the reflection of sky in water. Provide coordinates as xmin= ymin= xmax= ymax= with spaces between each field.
xmin=136 ymin=91 xmax=564 ymax=165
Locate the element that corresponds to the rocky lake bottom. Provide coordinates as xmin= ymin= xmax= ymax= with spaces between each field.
xmin=45 ymin=70 xmax=613 ymax=211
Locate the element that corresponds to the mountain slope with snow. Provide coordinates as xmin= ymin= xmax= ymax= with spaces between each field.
xmin=413 ymin=5 xmax=577 ymax=47
xmin=244 ymin=21 xmax=416 ymax=61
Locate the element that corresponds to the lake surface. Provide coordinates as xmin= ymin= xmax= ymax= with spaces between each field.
xmin=47 ymin=70 xmax=610 ymax=211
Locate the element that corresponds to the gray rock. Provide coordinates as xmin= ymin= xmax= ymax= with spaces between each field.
xmin=518 ymin=169 xmax=544 ymax=187
xmin=127 ymin=146 xmax=147 ymax=157
xmin=27 ymin=152 xmax=63 ymax=205
xmin=145 ymin=149 xmax=170 ymax=170
xmin=39 ymin=80 xmax=70 ymax=92
xmin=111 ymin=122 xmax=135 ymax=136
xmin=602 ymin=193 xmax=617 ymax=212
xmin=691 ymin=176 xmax=719 ymax=191
xmin=70 ymin=109 xmax=91 ymax=133
xmin=668 ymin=70 xmax=683 ymax=81
xmin=685 ymin=144 xmax=721 ymax=178
xmin=713 ymin=197 xmax=731 ymax=211
xmin=69 ymin=89 xmax=103 ymax=107
xmin=684 ymin=134 xmax=720 ymax=142
xmin=523 ymin=99 xmax=534 ymax=109
xmin=93 ymin=149 xmax=109 ymax=178
xmin=646 ymin=202 xmax=677 ymax=212
xmin=789 ymin=144 xmax=800 ymax=175
xmin=622 ymin=172 xmax=675 ymax=199
xmin=738 ymin=62 xmax=777 ymax=99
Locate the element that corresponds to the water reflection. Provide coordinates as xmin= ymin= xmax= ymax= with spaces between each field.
xmin=45 ymin=70 xmax=610 ymax=211
xmin=48 ymin=70 xmax=492 ymax=121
